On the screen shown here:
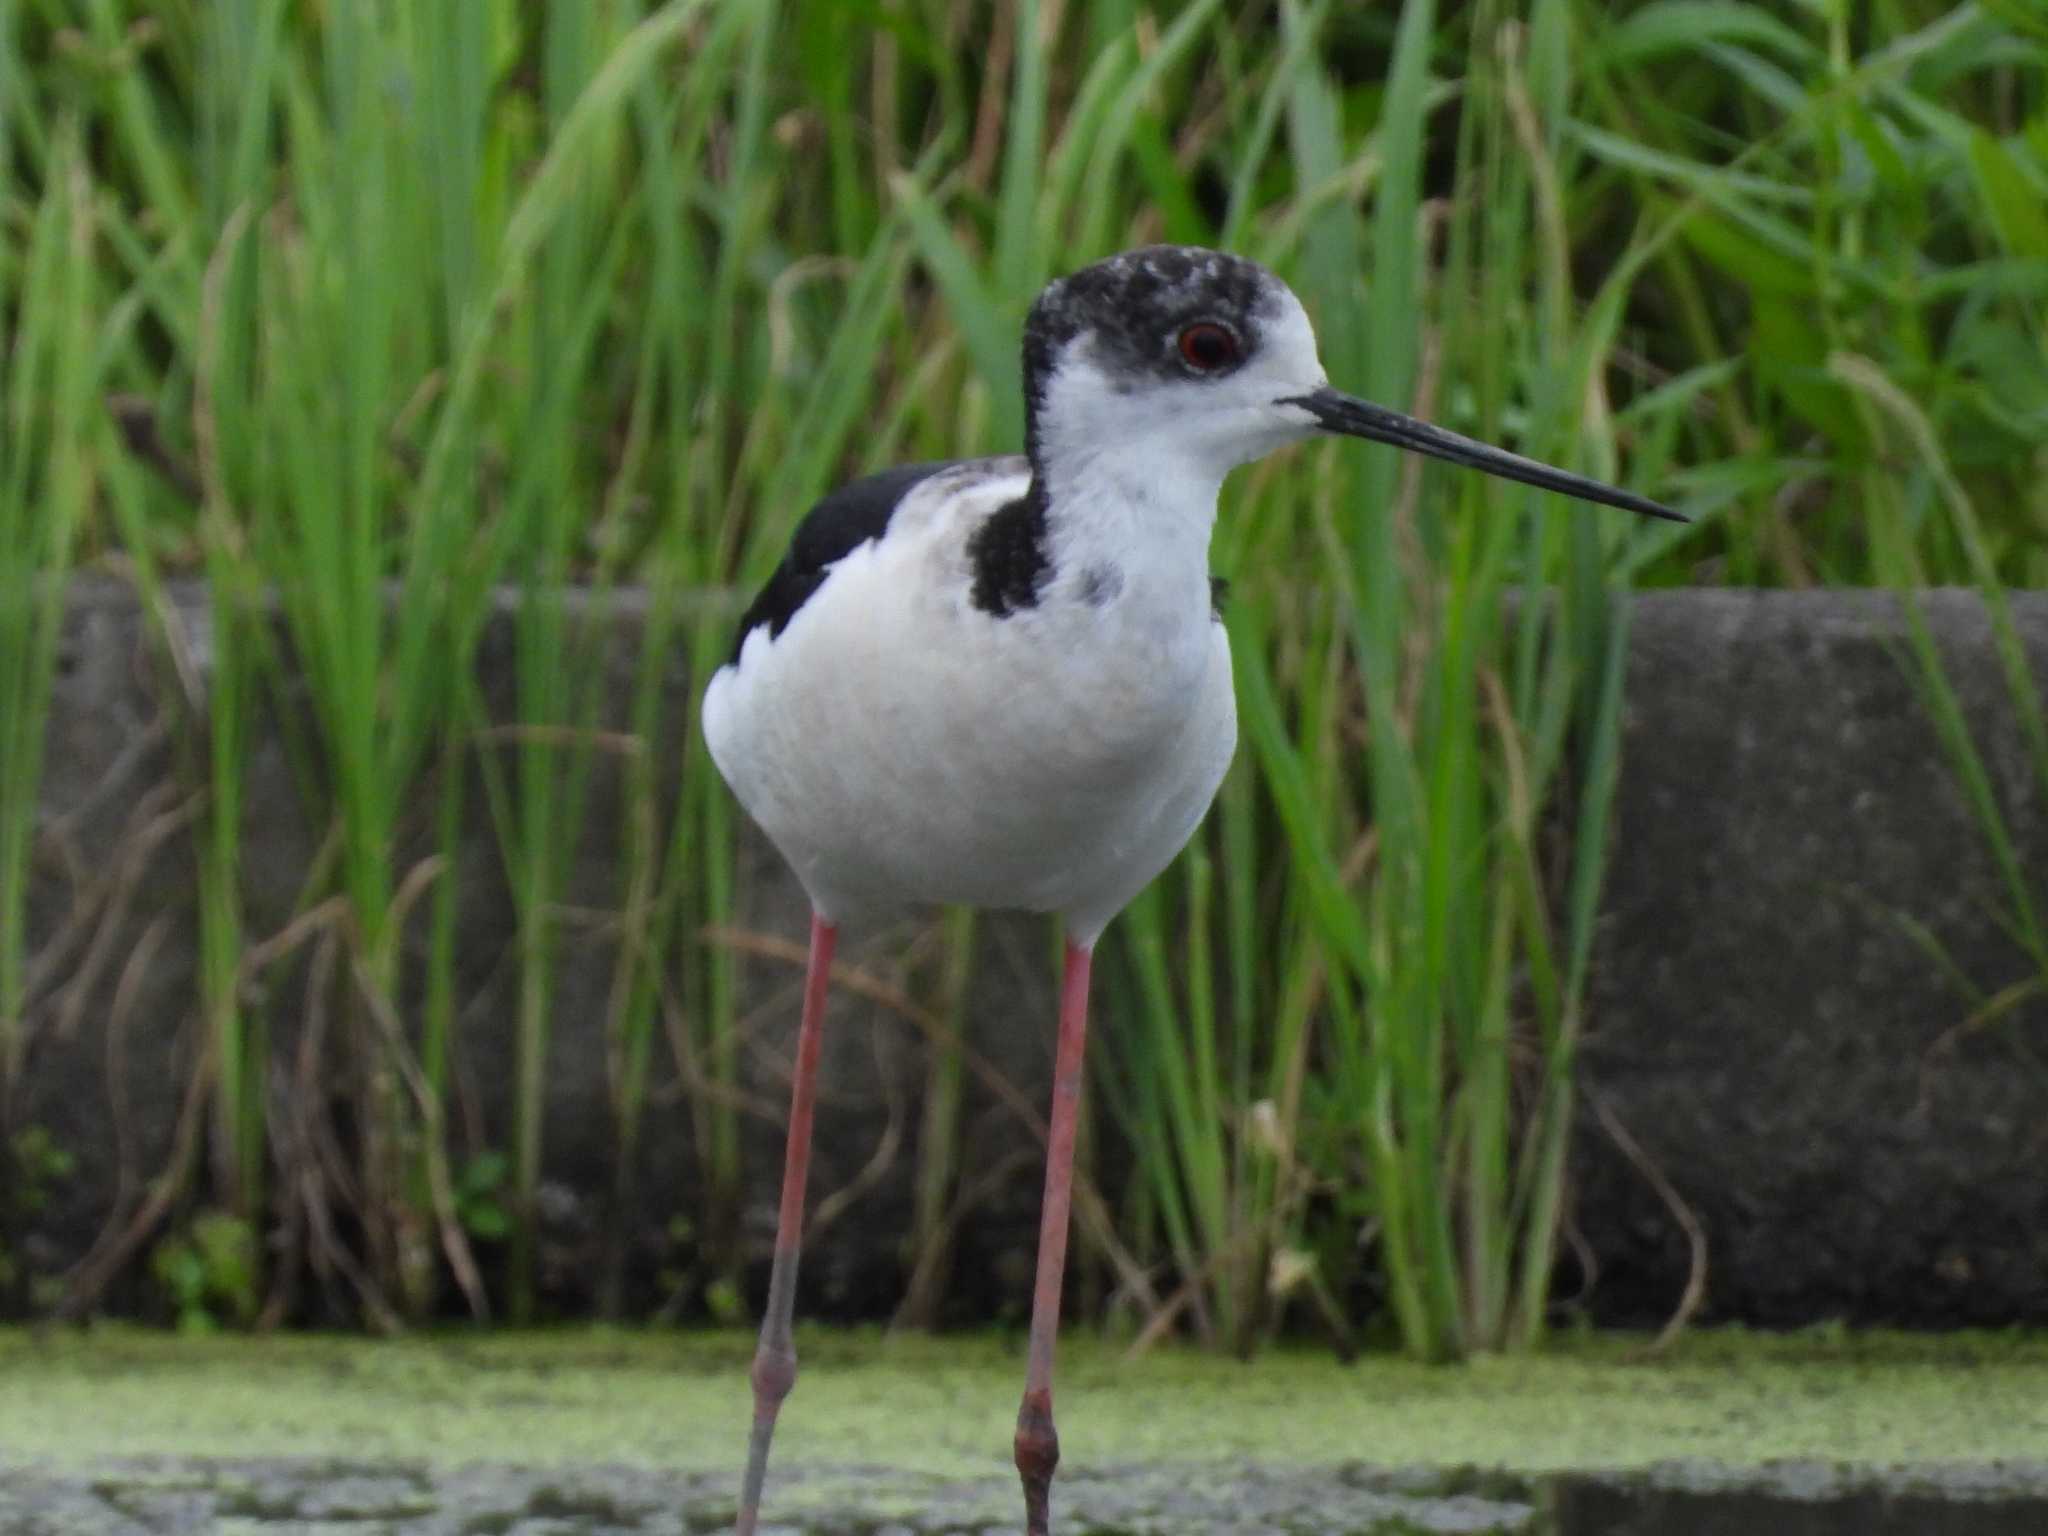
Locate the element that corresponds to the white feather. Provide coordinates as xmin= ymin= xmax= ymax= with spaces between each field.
xmin=703 ymin=277 xmax=1330 ymax=945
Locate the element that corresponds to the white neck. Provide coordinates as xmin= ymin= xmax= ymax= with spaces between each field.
xmin=1036 ymin=436 xmax=1222 ymax=607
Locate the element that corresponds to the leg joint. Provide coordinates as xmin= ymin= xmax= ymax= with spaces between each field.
xmin=1013 ymin=1387 xmax=1059 ymax=1482
xmin=751 ymin=1342 xmax=798 ymax=1407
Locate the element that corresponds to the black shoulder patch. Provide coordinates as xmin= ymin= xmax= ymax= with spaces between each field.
xmin=967 ymin=482 xmax=1051 ymax=618
xmin=1209 ymin=574 xmax=1229 ymax=620
xmin=729 ymin=461 xmax=962 ymax=663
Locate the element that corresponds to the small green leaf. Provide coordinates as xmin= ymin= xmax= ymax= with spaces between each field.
xmin=1755 ymin=295 xmax=1864 ymax=447
xmin=1979 ymin=0 xmax=2048 ymax=43
xmin=1671 ymin=200 xmax=1817 ymax=295
xmin=1595 ymin=1 xmax=1817 ymax=67
xmin=705 ymin=1277 xmax=743 ymax=1326
xmin=463 ymin=1150 xmax=511 ymax=1193
xmin=1841 ymin=101 xmax=1911 ymax=195
xmin=1968 ymin=130 xmax=2048 ymax=261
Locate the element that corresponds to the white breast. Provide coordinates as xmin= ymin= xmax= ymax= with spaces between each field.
xmin=702 ymin=462 xmax=1237 ymax=944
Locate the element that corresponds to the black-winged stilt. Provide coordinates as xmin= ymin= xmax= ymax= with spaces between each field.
xmin=703 ymin=244 xmax=1681 ymax=1536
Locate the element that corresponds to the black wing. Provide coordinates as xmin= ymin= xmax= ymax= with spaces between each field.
xmin=729 ymin=460 xmax=966 ymax=664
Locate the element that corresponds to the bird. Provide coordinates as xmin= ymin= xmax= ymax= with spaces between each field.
xmin=701 ymin=244 xmax=1682 ymax=1536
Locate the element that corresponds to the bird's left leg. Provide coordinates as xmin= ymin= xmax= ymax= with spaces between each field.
xmin=734 ymin=912 xmax=837 ymax=1536
xmin=1014 ymin=937 xmax=1093 ymax=1536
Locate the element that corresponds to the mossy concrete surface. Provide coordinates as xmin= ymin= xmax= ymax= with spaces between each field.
xmin=5 ymin=1328 xmax=2048 ymax=1532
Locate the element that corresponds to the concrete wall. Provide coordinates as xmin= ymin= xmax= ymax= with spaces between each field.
xmin=9 ymin=582 xmax=2046 ymax=1327
xmin=1581 ymin=591 xmax=2048 ymax=1327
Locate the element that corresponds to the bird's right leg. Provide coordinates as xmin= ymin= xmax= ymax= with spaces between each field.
xmin=734 ymin=912 xmax=837 ymax=1536
xmin=1014 ymin=938 xmax=1094 ymax=1536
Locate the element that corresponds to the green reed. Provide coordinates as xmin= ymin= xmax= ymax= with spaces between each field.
xmin=0 ymin=0 xmax=2038 ymax=1346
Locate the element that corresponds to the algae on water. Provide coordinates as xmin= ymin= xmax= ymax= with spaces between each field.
xmin=4 ymin=1326 xmax=2048 ymax=1474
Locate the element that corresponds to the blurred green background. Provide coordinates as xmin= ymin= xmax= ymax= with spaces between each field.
xmin=0 ymin=0 xmax=2042 ymax=1357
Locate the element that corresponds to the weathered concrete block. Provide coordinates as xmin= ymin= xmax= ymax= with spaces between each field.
xmin=1579 ymin=590 xmax=2048 ymax=1327
xmin=10 ymin=581 xmax=2048 ymax=1328
xmin=10 ymin=579 xmax=1058 ymax=1325
xmin=10 ymin=581 xmax=200 ymax=1311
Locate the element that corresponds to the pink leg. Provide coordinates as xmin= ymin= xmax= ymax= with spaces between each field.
xmin=735 ymin=913 xmax=837 ymax=1536
xmin=1015 ymin=938 xmax=1093 ymax=1536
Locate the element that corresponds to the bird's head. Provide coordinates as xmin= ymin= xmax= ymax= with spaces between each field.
xmin=1021 ymin=245 xmax=1682 ymax=522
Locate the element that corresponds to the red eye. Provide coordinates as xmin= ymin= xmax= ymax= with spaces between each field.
xmin=1177 ymin=322 xmax=1239 ymax=372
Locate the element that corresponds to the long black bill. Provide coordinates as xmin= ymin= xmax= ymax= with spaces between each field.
xmin=1282 ymin=386 xmax=1686 ymax=523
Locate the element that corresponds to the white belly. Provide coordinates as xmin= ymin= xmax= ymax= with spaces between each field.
xmin=702 ymin=477 xmax=1236 ymax=945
